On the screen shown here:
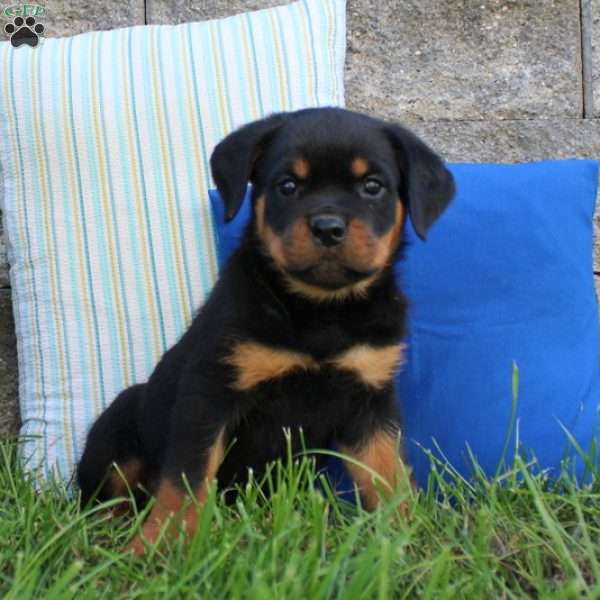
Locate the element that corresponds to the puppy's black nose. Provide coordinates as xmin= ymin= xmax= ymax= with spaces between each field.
xmin=309 ymin=214 xmax=346 ymax=247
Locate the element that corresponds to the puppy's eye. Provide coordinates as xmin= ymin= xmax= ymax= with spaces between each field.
xmin=278 ymin=178 xmax=298 ymax=196
xmin=362 ymin=177 xmax=384 ymax=196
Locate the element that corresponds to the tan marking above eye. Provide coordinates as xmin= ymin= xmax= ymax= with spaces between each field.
xmin=291 ymin=158 xmax=310 ymax=179
xmin=329 ymin=343 xmax=405 ymax=388
xmin=351 ymin=157 xmax=369 ymax=178
xmin=224 ymin=341 xmax=318 ymax=390
xmin=196 ymin=429 xmax=226 ymax=504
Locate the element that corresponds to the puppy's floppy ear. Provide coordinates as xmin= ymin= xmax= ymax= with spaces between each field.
xmin=384 ymin=123 xmax=455 ymax=239
xmin=210 ymin=113 xmax=288 ymax=222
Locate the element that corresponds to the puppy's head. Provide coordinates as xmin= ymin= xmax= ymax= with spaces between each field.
xmin=211 ymin=108 xmax=454 ymax=300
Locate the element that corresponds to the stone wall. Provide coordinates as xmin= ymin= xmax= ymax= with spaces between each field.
xmin=1 ymin=0 xmax=599 ymax=437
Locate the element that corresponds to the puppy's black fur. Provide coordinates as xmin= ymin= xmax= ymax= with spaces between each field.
xmin=77 ymin=107 xmax=454 ymax=552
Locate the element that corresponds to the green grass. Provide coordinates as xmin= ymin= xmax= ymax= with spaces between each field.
xmin=1 ymin=440 xmax=599 ymax=599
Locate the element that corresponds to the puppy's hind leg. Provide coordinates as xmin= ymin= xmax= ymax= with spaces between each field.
xmin=76 ymin=384 xmax=153 ymax=513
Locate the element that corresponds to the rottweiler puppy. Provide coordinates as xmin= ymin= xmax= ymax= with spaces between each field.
xmin=76 ymin=107 xmax=455 ymax=555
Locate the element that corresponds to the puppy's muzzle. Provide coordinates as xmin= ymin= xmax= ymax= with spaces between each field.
xmin=308 ymin=214 xmax=346 ymax=248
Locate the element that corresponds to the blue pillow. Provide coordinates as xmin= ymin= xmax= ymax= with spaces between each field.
xmin=209 ymin=160 xmax=600 ymax=488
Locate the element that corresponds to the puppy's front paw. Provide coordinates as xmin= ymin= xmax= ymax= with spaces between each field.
xmin=125 ymin=520 xmax=162 ymax=557
xmin=126 ymin=535 xmax=147 ymax=557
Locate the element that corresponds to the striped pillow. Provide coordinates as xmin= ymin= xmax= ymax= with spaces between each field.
xmin=0 ymin=0 xmax=346 ymax=483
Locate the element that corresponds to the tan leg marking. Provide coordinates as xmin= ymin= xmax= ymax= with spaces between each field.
xmin=351 ymin=157 xmax=369 ymax=178
xmin=225 ymin=341 xmax=318 ymax=390
xmin=108 ymin=459 xmax=144 ymax=517
xmin=127 ymin=430 xmax=226 ymax=556
xmin=110 ymin=459 xmax=143 ymax=498
xmin=340 ymin=430 xmax=410 ymax=511
xmin=330 ymin=344 xmax=405 ymax=388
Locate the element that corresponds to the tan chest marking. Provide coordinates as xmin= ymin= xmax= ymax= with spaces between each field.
xmin=225 ymin=340 xmax=403 ymax=391
xmin=225 ymin=341 xmax=318 ymax=391
xmin=329 ymin=343 xmax=405 ymax=388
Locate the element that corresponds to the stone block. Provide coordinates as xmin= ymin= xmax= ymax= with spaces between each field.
xmin=344 ymin=0 xmax=582 ymax=121
xmin=592 ymin=0 xmax=600 ymax=115
xmin=1 ymin=157 xmax=7 ymax=289
xmin=146 ymin=0 xmax=287 ymax=23
xmin=595 ymin=208 xmax=600 ymax=275
xmin=406 ymin=118 xmax=600 ymax=164
xmin=146 ymin=0 xmax=583 ymax=121
xmin=11 ymin=0 xmax=146 ymax=38
xmin=0 ymin=290 xmax=18 ymax=439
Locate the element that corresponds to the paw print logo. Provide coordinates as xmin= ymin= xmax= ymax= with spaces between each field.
xmin=4 ymin=16 xmax=45 ymax=48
